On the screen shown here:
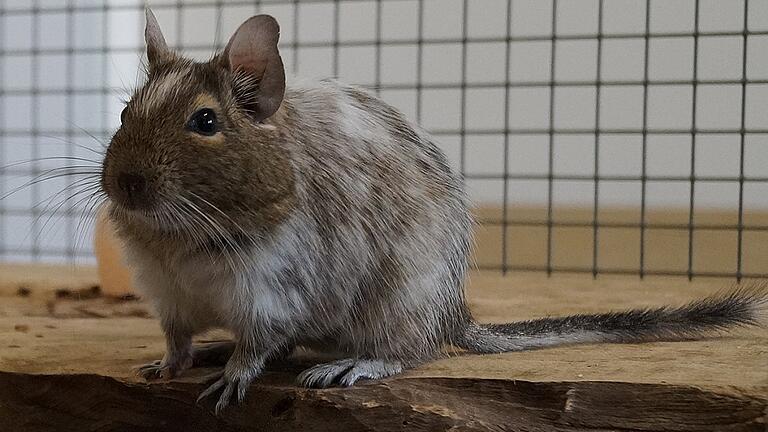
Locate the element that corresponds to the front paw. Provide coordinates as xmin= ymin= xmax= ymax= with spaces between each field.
xmin=196 ymin=367 xmax=259 ymax=414
xmin=135 ymin=355 xmax=192 ymax=380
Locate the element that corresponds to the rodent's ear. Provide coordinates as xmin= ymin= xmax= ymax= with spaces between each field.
xmin=145 ymin=8 xmax=170 ymax=68
xmin=222 ymin=15 xmax=286 ymax=122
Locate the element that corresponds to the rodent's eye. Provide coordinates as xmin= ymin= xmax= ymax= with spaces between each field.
xmin=187 ymin=108 xmax=218 ymax=136
xmin=120 ymin=107 xmax=127 ymax=123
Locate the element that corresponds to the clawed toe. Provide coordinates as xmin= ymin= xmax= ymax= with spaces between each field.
xmin=196 ymin=371 xmax=254 ymax=414
xmin=297 ymin=359 xmax=355 ymax=388
xmin=135 ymin=360 xmax=171 ymax=380
xmin=197 ymin=373 xmax=225 ymax=404
xmin=297 ymin=359 xmax=403 ymax=388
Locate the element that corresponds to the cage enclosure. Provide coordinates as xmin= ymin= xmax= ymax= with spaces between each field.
xmin=0 ymin=1 xmax=766 ymax=431
xmin=0 ymin=0 xmax=767 ymax=280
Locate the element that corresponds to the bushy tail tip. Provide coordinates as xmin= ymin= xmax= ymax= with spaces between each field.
xmin=455 ymin=285 xmax=767 ymax=354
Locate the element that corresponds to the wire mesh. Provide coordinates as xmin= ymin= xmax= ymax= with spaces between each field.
xmin=0 ymin=0 xmax=766 ymax=279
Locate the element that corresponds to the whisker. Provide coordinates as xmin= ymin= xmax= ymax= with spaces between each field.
xmin=36 ymin=188 xmax=101 ymax=241
xmin=31 ymin=181 xmax=101 ymax=219
xmin=0 ymin=156 xmax=101 ymax=171
xmin=179 ymin=195 xmax=244 ymax=270
xmin=24 ymin=185 xmax=103 ymax=254
xmin=39 ymin=134 xmax=106 ymax=157
xmin=3 ymin=163 xmax=100 ymax=179
xmin=167 ymin=199 xmax=217 ymax=263
xmin=25 ymin=173 xmax=100 ymax=229
xmin=187 ymin=192 xmax=254 ymax=238
xmin=69 ymin=123 xmax=110 ymax=150
xmin=31 ymin=177 xmax=100 ymax=212
xmin=187 ymin=192 xmax=258 ymax=269
xmin=0 ymin=170 xmax=102 ymax=201
xmin=171 ymin=200 xmax=222 ymax=264
xmin=73 ymin=193 xmax=107 ymax=256
xmin=109 ymin=54 xmax=133 ymax=109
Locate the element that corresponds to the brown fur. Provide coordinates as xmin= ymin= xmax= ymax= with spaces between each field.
xmin=104 ymin=58 xmax=296 ymax=254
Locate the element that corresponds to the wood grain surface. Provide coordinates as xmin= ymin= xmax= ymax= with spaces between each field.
xmin=0 ymin=263 xmax=766 ymax=431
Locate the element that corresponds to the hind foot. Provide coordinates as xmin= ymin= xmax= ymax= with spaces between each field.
xmin=297 ymin=358 xmax=403 ymax=388
xmin=136 ymin=355 xmax=193 ymax=380
xmin=136 ymin=341 xmax=236 ymax=380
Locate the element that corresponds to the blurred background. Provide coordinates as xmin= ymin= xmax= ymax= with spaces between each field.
xmin=0 ymin=0 xmax=767 ymax=279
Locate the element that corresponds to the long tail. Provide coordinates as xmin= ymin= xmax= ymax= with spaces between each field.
xmin=454 ymin=287 xmax=768 ymax=353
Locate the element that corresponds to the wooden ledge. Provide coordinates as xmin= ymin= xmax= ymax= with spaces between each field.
xmin=2 ymin=372 xmax=765 ymax=432
xmin=0 ymin=264 xmax=766 ymax=431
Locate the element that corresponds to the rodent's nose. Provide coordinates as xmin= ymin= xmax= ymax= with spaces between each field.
xmin=117 ymin=172 xmax=147 ymax=201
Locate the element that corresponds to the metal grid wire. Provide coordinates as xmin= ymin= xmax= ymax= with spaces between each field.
xmin=0 ymin=0 xmax=767 ymax=279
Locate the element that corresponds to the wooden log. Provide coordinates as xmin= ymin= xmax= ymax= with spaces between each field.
xmin=0 ymin=265 xmax=766 ymax=431
xmin=1 ymin=372 xmax=766 ymax=432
